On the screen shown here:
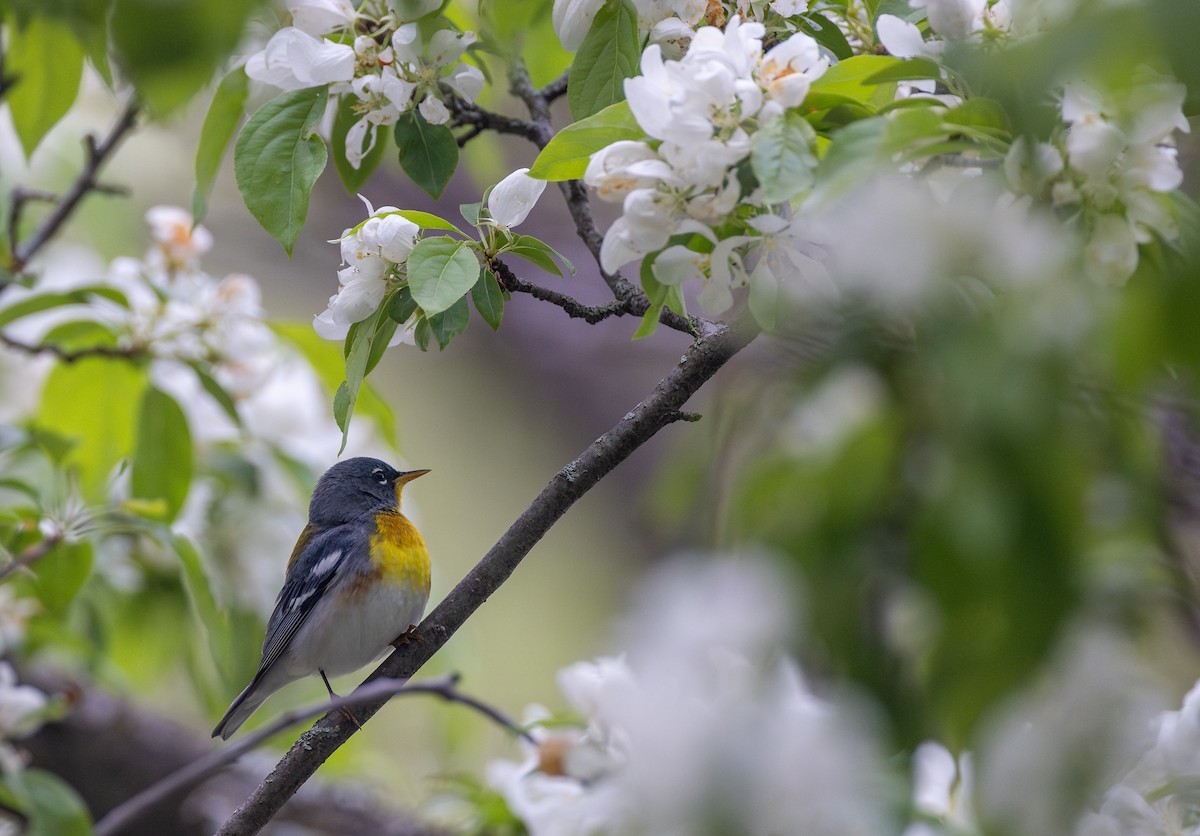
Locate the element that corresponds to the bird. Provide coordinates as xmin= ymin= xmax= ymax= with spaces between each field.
xmin=212 ymin=457 xmax=431 ymax=740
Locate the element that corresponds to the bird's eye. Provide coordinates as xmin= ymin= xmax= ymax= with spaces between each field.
xmin=371 ymin=467 xmax=388 ymax=485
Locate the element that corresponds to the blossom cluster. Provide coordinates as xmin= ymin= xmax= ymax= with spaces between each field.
xmin=585 ymin=18 xmax=827 ymax=312
xmin=246 ymin=0 xmax=483 ymax=168
xmin=1005 ymin=74 xmax=1190 ymax=284
xmin=554 ymin=0 xmax=811 ymax=57
xmin=485 ymin=557 xmax=889 ymax=834
xmin=313 ymin=169 xmax=546 ymax=341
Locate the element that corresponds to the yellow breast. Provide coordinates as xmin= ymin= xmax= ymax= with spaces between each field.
xmin=370 ymin=511 xmax=430 ymax=596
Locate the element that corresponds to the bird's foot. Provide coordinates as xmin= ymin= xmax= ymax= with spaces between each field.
xmin=390 ymin=623 xmax=423 ymax=648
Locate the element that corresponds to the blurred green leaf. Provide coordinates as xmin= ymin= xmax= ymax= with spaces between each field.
xmin=0 ymin=286 xmax=125 ymax=329
xmin=131 ymin=386 xmax=193 ymax=522
xmin=33 ymin=541 xmax=94 ymax=612
xmin=5 ymin=14 xmax=85 ymax=159
xmin=407 ymin=236 xmax=480 ymax=316
xmin=234 ymin=86 xmax=329 ymax=256
xmin=193 ymin=66 xmax=249 ymax=223
xmin=111 ymin=0 xmax=261 ymax=115
xmin=171 ymin=534 xmax=232 ymax=679
xmin=187 ymin=361 xmax=242 ymax=427
xmin=40 ymin=320 xmax=120 ymax=353
xmin=394 ymin=110 xmax=458 ymax=199
xmin=37 ymin=358 xmax=148 ymax=499
xmin=0 ymin=768 xmax=91 ymax=836
xmin=750 ymin=111 xmax=819 ymax=205
xmin=568 ymin=0 xmax=639 ymax=121
xmin=529 ymin=100 xmax=642 ymax=181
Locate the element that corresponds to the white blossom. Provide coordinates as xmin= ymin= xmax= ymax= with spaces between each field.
xmin=245 ymin=27 xmax=355 ymax=91
xmin=487 ymin=168 xmax=548 ymax=232
xmin=552 ymin=0 xmax=606 ymax=52
xmin=489 ymin=556 xmax=890 ymax=835
xmin=285 ymin=0 xmax=356 ymax=36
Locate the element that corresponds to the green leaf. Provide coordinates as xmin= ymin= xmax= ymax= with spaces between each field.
xmin=234 ymin=86 xmax=329 ymax=256
xmin=335 ymin=303 xmax=394 ymax=452
xmin=0 ymin=768 xmax=91 ymax=836
xmin=392 ymin=209 xmax=467 ymax=236
xmin=568 ymin=0 xmax=640 ymax=121
xmin=407 ymin=236 xmax=481 ymax=316
xmin=5 ymin=15 xmax=85 ymax=159
xmin=0 ymin=287 xmax=127 ymax=329
xmin=864 ymin=57 xmax=944 ymax=84
xmin=460 ymin=202 xmax=482 ymax=226
xmin=750 ymin=112 xmax=819 ymax=205
xmin=333 ymin=381 xmax=353 ymax=438
xmin=504 ymin=235 xmax=576 ymax=277
xmin=427 ymin=294 xmax=469 ymax=349
xmin=131 ymin=386 xmax=193 ymax=521
xmin=633 ymin=253 xmax=666 ymax=340
xmin=944 ymin=97 xmax=1011 ymax=134
xmin=272 ymin=322 xmax=397 ymax=449
xmin=193 ymin=66 xmax=249 ymax=223
xmin=31 ymin=541 xmax=93 ymax=612
xmin=810 ymin=55 xmax=901 ymax=109
xmin=529 ymin=100 xmax=644 ymax=181
xmin=394 ymin=109 xmax=459 ymax=199
xmin=37 ymin=358 xmax=148 ymax=499
xmin=471 ymin=267 xmax=504 ymax=330
xmin=111 ymin=0 xmax=259 ymax=116
xmin=331 ymin=92 xmax=386 ymax=194
xmin=800 ymin=12 xmax=854 ymax=61
xmin=388 ymin=285 xmax=419 ymax=324
xmin=413 ymin=316 xmax=431 ymax=351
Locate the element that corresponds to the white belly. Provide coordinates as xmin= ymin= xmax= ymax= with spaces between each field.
xmin=282 ymin=581 xmax=427 ymax=678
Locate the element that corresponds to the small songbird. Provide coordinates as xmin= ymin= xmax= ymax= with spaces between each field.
xmin=212 ymin=457 xmax=431 ymax=740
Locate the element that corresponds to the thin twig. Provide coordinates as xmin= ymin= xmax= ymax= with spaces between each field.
xmin=0 ymin=333 xmax=144 ymax=364
xmin=539 ymin=70 xmax=570 ymax=103
xmin=213 ymin=315 xmax=758 ymax=836
xmin=504 ymin=59 xmax=703 ymax=336
xmin=493 ymin=259 xmax=631 ymax=324
xmin=8 ymin=101 xmax=139 ymax=275
xmin=0 ymin=532 xmax=63 ymax=582
xmin=442 ymin=90 xmax=542 ymax=144
xmin=95 ymin=673 xmax=528 ymax=836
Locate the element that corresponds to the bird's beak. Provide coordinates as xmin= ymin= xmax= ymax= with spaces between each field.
xmin=395 ymin=469 xmax=430 ymax=486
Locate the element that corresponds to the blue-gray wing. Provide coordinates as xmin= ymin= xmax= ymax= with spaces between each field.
xmin=255 ymin=523 xmax=359 ymax=677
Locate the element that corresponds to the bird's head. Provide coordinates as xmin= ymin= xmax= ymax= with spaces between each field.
xmin=308 ymin=457 xmax=430 ymax=526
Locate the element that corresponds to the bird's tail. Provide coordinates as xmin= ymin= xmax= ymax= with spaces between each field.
xmin=213 ymin=670 xmax=285 ymax=740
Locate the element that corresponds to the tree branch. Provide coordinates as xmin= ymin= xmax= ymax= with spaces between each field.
xmin=493 ymin=259 xmax=631 ymax=324
xmin=539 ymin=70 xmax=570 ymax=103
xmin=0 ymin=532 xmax=64 ymax=582
xmin=0 ymin=333 xmax=145 ymax=364
xmin=214 ymin=316 xmax=758 ymax=835
xmin=444 ymin=92 xmax=542 ymax=145
xmin=95 ymin=673 xmax=526 ymax=836
xmin=7 ymin=101 xmax=138 ymax=276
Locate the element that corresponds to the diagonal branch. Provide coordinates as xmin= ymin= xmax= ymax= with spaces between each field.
xmin=7 ymin=101 xmax=139 ymax=277
xmin=214 ymin=316 xmax=758 ymax=836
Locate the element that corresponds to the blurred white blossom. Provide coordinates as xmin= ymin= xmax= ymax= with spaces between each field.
xmin=489 ymin=556 xmax=891 ymax=835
